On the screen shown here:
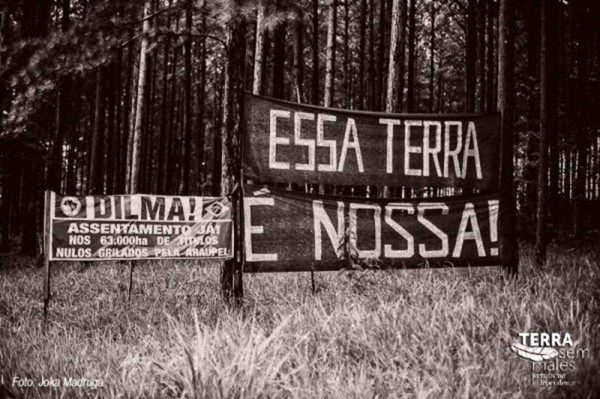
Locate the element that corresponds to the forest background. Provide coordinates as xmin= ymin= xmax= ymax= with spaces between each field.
xmin=1 ymin=1 xmax=600 ymax=398
xmin=0 ymin=0 xmax=599 ymax=260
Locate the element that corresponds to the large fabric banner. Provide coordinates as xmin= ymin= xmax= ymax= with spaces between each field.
xmin=47 ymin=192 xmax=233 ymax=261
xmin=243 ymin=184 xmax=506 ymax=272
xmin=244 ymin=94 xmax=501 ymax=190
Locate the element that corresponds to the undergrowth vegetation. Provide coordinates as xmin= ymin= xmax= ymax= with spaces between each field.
xmin=1 ymin=244 xmax=599 ymax=398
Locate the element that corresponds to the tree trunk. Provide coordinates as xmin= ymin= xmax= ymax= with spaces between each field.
xmin=272 ymin=20 xmax=287 ymax=99
xmin=462 ymin=0 xmax=478 ymax=195
xmin=89 ymin=68 xmax=105 ymax=194
xmin=0 ymin=8 xmax=9 ymax=130
xmin=212 ymin=72 xmax=224 ymax=196
xmin=292 ymin=7 xmax=305 ymax=103
xmin=383 ymin=0 xmax=403 ymax=198
xmin=128 ymin=0 xmax=151 ymax=195
xmin=19 ymin=0 xmax=52 ymax=256
xmin=573 ymin=0 xmax=590 ymax=239
xmin=428 ymin=2 xmax=436 ymax=112
xmin=569 ymin=152 xmax=573 ymax=201
xmin=113 ymin=51 xmax=123 ymax=194
xmin=498 ymin=0 xmax=518 ymax=275
xmin=324 ymin=0 xmax=337 ymax=107
xmin=437 ymin=73 xmax=444 ymax=112
xmin=220 ymin=6 xmax=247 ymax=302
xmin=344 ymin=1 xmax=352 ymax=108
xmin=376 ymin=0 xmax=386 ymax=110
xmin=171 ymin=89 xmax=183 ymax=193
xmin=49 ymin=85 xmax=67 ymax=192
xmin=523 ymin=0 xmax=541 ymax=232
xmin=544 ymin=0 xmax=560 ymax=238
xmin=105 ymin=63 xmax=117 ymax=195
xmin=65 ymin=117 xmax=78 ymax=194
xmin=485 ymin=0 xmax=495 ymax=112
xmin=120 ymin=30 xmax=135 ymax=193
xmin=166 ymin=15 xmax=180 ymax=194
xmin=48 ymin=0 xmax=71 ymax=193
xmin=465 ymin=0 xmax=477 ymax=112
xmin=477 ymin=0 xmax=486 ymax=112
xmin=523 ymin=133 xmax=537 ymax=234
xmin=0 ymin=151 xmax=12 ymax=252
xmin=358 ymin=0 xmax=367 ymax=109
xmin=535 ymin=0 xmax=548 ymax=266
xmin=525 ymin=0 xmax=539 ymax=78
xmin=311 ymin=0 xmax=320 ymax=105
xmin=142 ymin=53 xmax=156 ymax=193
xmin=397 ymin=0 xmax=407 ymax=112
xmin=0 ymin=140 xmax=14 ymax=252
xmin=157 ymin=3 xmax=172 ymax=194
xmin=20 ymin=155 xmax=41 ymax=256
xmin=181 ymin=0 xmax=193 ymax=194
xmin=253 ymin=2 xmax=266 ymax=96
xmin=195 ymin=0 xmax=207 ymax=194
xmin=368 ymin=0 xmax=376 ymax=110
xmin=406 ymin=0 xmax=416 ymax=112
xmin=386 ymin=0 xmax=402 ymax=113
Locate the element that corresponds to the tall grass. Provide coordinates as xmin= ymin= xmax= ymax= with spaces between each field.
xmin=1 ymin=244 xmax=599 ymax=398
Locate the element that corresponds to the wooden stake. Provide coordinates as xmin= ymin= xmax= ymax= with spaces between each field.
xmin=128 ymin=260 xmax=135 ymax=302
xmin=222 ymin=186 xmax=244 ymax=304
xmin=43 ymin=190 xmax=53 ymax=329
xmin=232 ymin=188 xmax=244 ymax=304
xmin=220 ymin=4 xmax=246 ymax=304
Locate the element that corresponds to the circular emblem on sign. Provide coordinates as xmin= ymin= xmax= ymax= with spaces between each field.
xmin=60 ymin=196 xmax=81 ymax=217
xmin=206 ymin=201 xmax=228 ymax=218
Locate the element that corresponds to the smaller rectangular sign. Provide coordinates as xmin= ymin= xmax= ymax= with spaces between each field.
xmin=243 ymin=184 xmax=507 ymax=272
xmin=47 ymin=192 xmax=233 ymax=261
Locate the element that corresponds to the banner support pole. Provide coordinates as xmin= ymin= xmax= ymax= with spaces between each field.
xmin=220 ymin=8 xmax=246 ymax=305
xmin=233 ymin=185 xmax=244 ymax=304
xmin=128 ymin=260 xmax=135 ymax=302
xmin=43 ymin=190 xmax=52 ymax=330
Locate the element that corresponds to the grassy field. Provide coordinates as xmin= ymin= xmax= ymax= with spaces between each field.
xmin=1 ymin=244 xmax=599 ymax=398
